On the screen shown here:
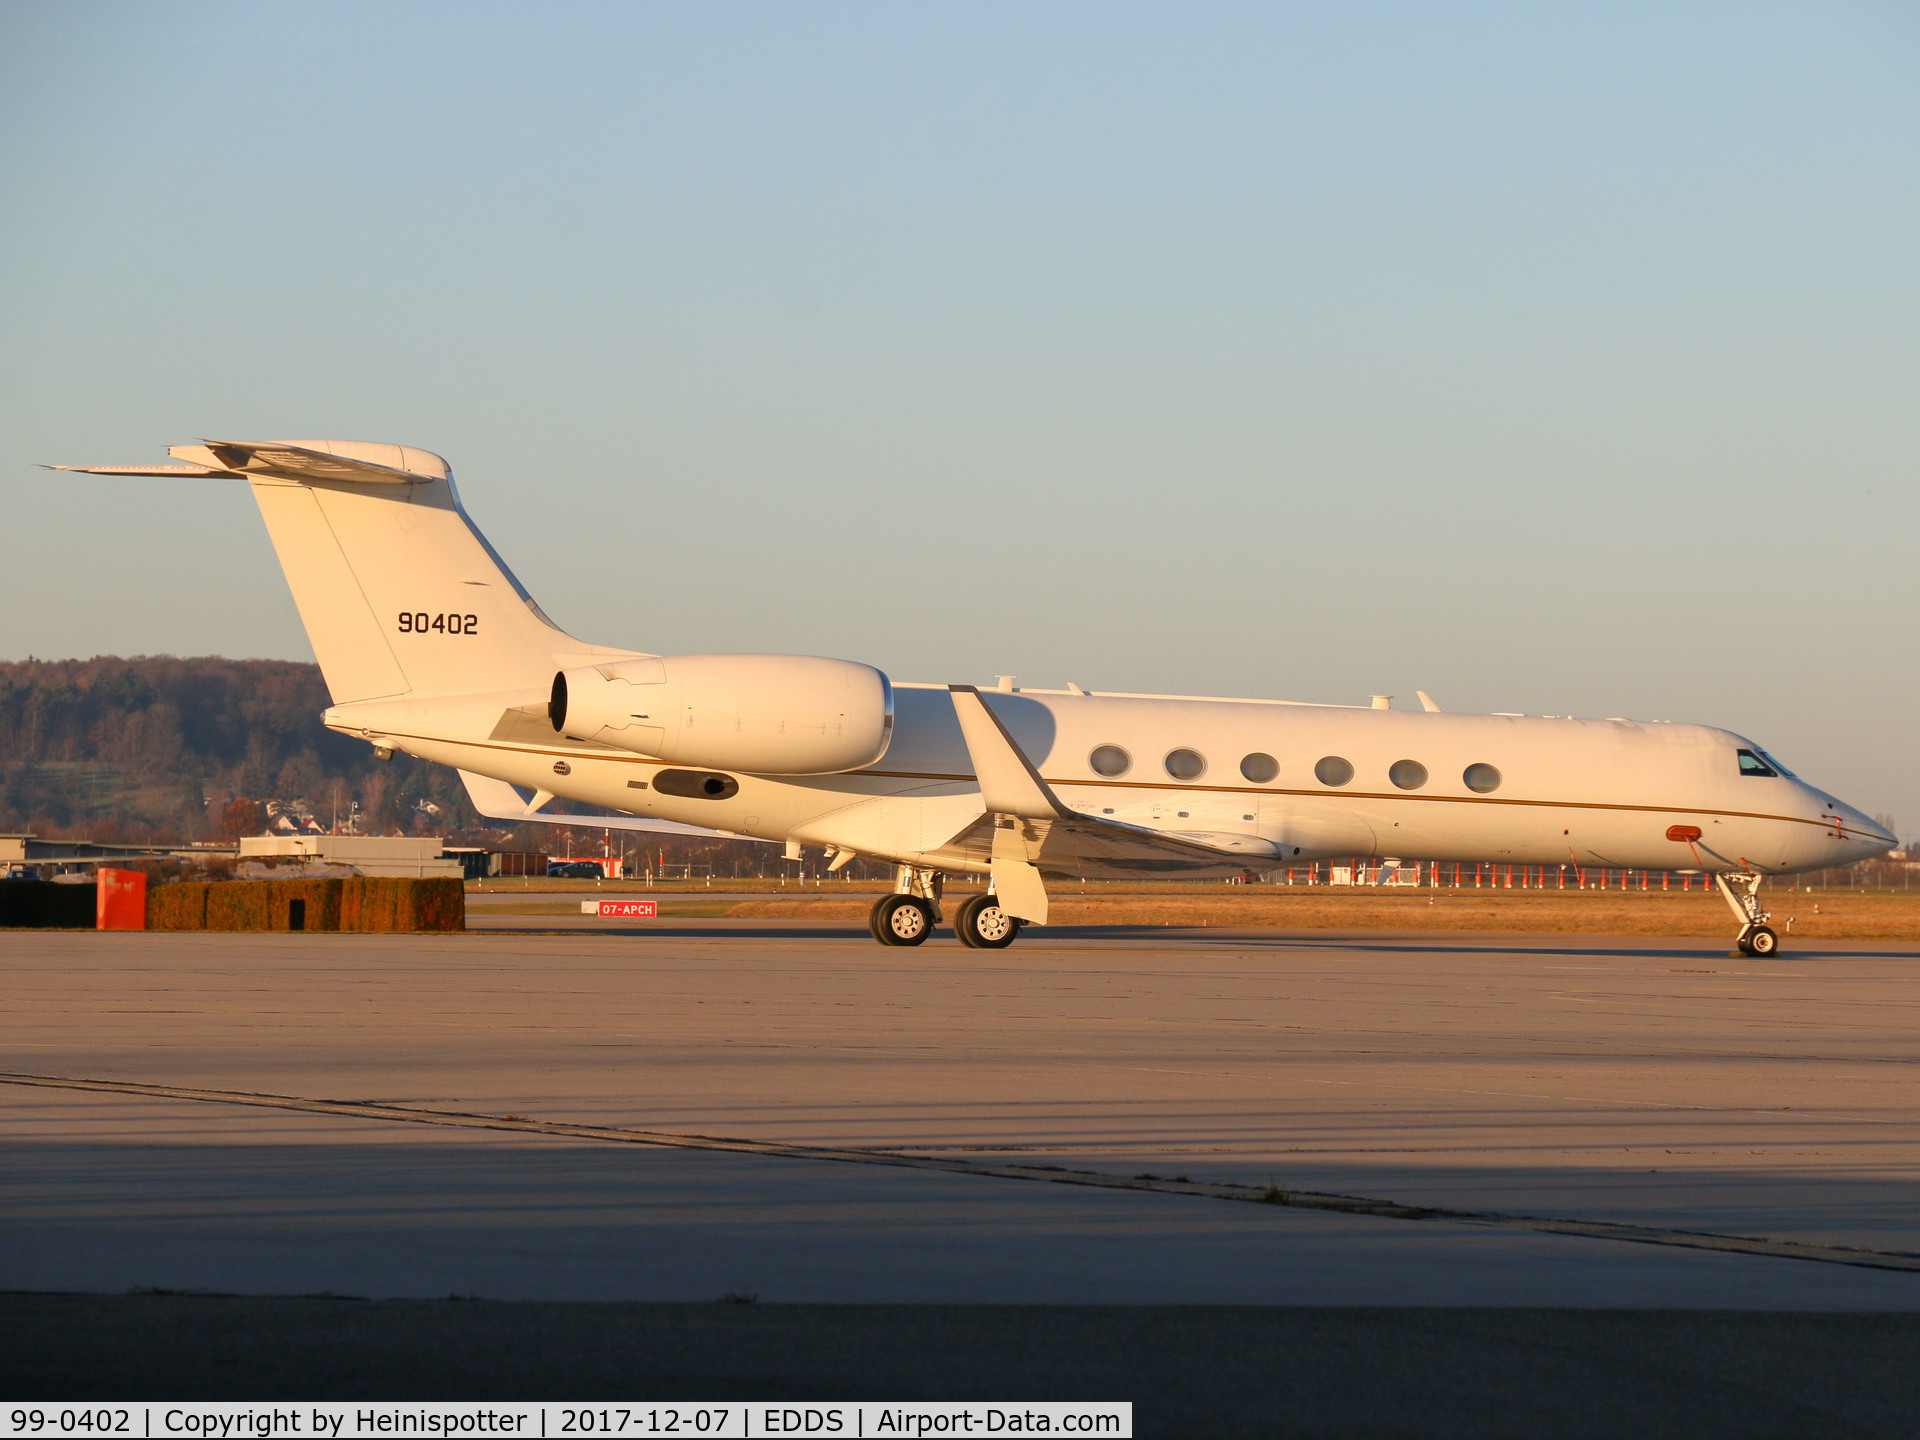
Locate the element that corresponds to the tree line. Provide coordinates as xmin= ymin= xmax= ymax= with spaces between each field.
xmin=0 ymin=655 xmax=477 ymax=841
xmin=0 ymin=655 xmax=783 ymax=871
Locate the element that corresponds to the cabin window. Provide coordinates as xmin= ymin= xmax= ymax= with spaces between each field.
xmin=1165 ymin=748 xmax=1206 ymax=780
xmin=1463 ymin=763 xmax=1501 ymax=794
xmin=1089 ymin=745 xmax=1131 ymax=778
xmin=1240 ymin=752 xmax=1279 ymax=783
xmin=1736 ymin=749 xmax=1778 ymax=778
xmin=1388 ymin=759 xmax=1428 ymax=790
xmin=1315 ymin=755 xmax=1354 ymax=787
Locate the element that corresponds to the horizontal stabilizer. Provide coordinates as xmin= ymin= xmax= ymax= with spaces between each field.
xmin=184 ymin=440 xmax=439 ymax=485
xmin=459 ymin=770 xmax=775 ymax=843
xmin=43 ymin=464 xmax=230 ymax=477
xmin=46 ymin=440 xmax=447 ymax=486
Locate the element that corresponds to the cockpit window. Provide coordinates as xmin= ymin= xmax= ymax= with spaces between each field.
xmin=1737 ymin=748 xmax=1778 ymax=778
xmin=1757 ymin=748 xmax=1796 ymax=778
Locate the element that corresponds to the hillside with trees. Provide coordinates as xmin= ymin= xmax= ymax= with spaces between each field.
xmin=0 ymin=655 xmax=792 ymax=874
xmin=0 ymin=655 xmax=478 ymax=841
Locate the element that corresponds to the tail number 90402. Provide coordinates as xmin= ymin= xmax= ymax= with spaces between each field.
xmin=398 ymin=613 xmax=478 ymax=635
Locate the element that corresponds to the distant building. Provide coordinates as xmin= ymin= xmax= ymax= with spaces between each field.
xmin=264 ymin=799 xmax=326 ymax=836
xmin=1 ymin=832 xmax=237 ymax=877
xmin=236 ymin=835 xmax=465 ymax=878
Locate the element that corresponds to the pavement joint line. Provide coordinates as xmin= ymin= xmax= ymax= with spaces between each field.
xmin=6 ymin=1068 xmax=1920 ymax=1276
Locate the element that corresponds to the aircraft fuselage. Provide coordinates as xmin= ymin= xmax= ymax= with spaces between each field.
xmin=327 ymin=682 xmax=1889 ymax=879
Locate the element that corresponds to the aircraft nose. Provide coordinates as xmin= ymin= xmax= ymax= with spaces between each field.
xmin=1837 ymin=805 xmax=1897 ymax=857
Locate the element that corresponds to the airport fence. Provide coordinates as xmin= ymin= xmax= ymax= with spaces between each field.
xmin=1274 ymin=860 xmax=1919 ymax=892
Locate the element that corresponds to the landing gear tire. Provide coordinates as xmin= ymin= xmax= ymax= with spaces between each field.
xmin=954 ymin=893 xmax=1020 ymax=950
xmin=872 ymin=894 xmax=933 ymax=947
xmin=1740 ymin=926 xmax=1779 ymax=958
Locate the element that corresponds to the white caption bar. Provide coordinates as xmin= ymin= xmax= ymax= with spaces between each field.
xmin=0 ymin=1404 xmax=1131 ymax=1439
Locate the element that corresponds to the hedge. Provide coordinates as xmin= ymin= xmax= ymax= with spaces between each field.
xmin=340 ymin=877 xmax=463 ymax=932
xmin=206 ymin=882 xmax=274 ymax=931
xmin=140 ymin=877 xmax=463 ymax=932
xmin=147 ymin=882 xmax=210 ymax=931
xmin=401 ymin=877 xmax=464 ymax=932
xmin=268 ymin=878 xmax=344 ymax=932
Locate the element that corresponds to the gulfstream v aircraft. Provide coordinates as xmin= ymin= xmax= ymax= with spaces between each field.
xmin=53 ymin=439 xmax=1895 ymax=953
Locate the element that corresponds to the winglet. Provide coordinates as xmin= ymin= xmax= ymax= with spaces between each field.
xmin=948 ymin=686 xmax=1070 ymax=820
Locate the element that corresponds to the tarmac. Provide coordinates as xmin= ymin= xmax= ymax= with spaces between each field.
xmin=5 ymin=915 xmax=1920 ymax=1429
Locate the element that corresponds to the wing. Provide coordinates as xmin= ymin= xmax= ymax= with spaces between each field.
xmin=936 ymin=810 xmax=1282 ymax=879
xmin=458 ymin=769 xmax=777 ymax=843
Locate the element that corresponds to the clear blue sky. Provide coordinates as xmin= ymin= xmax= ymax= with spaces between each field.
xmin=4 ymin=2 xmax=1917 ymax=831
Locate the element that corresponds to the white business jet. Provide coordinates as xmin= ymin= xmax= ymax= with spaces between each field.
xmin=51 ymin=440 xmax=1894 ymax=955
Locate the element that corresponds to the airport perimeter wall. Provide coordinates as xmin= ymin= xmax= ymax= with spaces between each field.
xmin=0 ymin=877 xmax=464 ymax=932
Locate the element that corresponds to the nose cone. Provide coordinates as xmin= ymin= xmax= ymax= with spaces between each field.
xmin=1835 ymin=803 xmax=1896 ymax=860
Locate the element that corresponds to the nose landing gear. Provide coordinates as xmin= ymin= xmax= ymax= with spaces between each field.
xmin=1713 ymin=871 xmax=1780 ymax=957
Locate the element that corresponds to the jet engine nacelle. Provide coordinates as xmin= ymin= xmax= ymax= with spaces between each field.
xmin=549 ymin=654 xmax=893 ymax=775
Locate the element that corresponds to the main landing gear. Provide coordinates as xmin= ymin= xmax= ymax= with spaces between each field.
xmin=1713 ymin=871 xmax=1780 ymax=957
xmin=871 ymin=865 xmax=942 ymax=948
xmin=870 ymin=894 xmax=934 ymax=946
xmin=953 ymin=893 xmax=1021 ymax=949
xmin=868 ymin=866 xmax=1023 ymax=948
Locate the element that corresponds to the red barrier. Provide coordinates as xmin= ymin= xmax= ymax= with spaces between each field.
xmin=96 ymin=869 xmax=147 ymax=930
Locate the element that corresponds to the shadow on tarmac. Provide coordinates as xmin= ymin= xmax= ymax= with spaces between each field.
xmin=469 ymin=918 xmax=1920 ymax=962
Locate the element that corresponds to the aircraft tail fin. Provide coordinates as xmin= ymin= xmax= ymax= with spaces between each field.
xmin=51 ymin=440 xmax=637 ymax=703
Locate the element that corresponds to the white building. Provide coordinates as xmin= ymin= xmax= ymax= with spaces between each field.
xmin=236 ymin=835 xmax=464 ymax=878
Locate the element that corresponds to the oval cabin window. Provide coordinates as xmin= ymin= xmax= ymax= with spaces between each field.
xmin=1463 ymin=763 xmax=1501 ymax=794
xmin=1388 ymin=759 xmax=1428 ymax=790
xmin=1089 ymin=745 xmax=1131 ymax=778
xmin=1240 ymin=752 xmax=1279 ymax=784
xmin=1164 ymin=749 xmax=1206 ymax=781
xmin=1315 ymin=755 xmax=1354 ymax=787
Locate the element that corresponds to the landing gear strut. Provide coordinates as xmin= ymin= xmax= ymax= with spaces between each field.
xmin=869 ymin=866 xmax=943 ymax=947
xmin=1713 ymin=871 xmax=1779 ymax=957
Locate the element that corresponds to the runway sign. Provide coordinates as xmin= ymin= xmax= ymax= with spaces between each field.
xmin=581 ymin=899 xmax=659 ymax=918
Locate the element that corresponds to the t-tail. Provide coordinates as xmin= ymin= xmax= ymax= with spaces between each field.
xmin=48 ymin=439 xmax=638 ymax=702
